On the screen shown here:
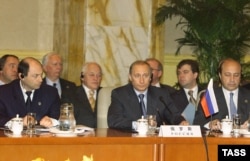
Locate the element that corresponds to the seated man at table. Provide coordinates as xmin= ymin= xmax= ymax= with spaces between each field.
xmin=0 ymin=54 xmax=19 ymax=85
xmin=171 ymin=59 xmax=204 ymax=124
xmin=107 ymin=60 xmax=188 ymax=130
xmin=42 ymin=52 xmax=76 ymax=104
xmin=194 ymin=58 xmax=250 ymax=130
xmin=0 ymin=57 xmax=60 ymax=127
xmin=73 ymin=62 xmax=102 ymax=128
xmin=145 ymin=58 xmax=176 ymax=94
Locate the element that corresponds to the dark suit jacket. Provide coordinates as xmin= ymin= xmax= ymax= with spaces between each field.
xmin=193 ymin=86 xmax=250 ymax=128
xmin=42 ymin=78 xmax=76 ymax=104
xmin=73 ymin=86 xmax=101 ymax=128
xmin=171 ymin=86 xmax=204 ymax=114
xmin=160 ymin=83 xmax=176 ymax=95
xmin=107 ymin=83 xmax=185 ymax=130
xmin=0 ymin=79 xmax=60 ymax=127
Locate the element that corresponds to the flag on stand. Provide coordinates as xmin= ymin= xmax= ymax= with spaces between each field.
xmin=200 ymin=79 xmax=219 ymax=117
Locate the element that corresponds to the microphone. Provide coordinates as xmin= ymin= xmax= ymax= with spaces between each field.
xmin=159 ymin=96 xmax=172 ymax=114
xmin=157 ymin=108 xmax=166 ymax=125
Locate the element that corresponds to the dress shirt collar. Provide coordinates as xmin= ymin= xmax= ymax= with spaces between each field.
xmin=0 ymin=80 xmax=5 ymax=86
xmin=19 ymin=80 xmax=35 ymax=101
xmin=45 ymin=77 xmax=60 ymax=86
xmin=222 ymin=87 xmax=239 ymax=109
xmin=133 ymin=88 xmax=148 ymax=100
xmin=82 ymin=84 xmax=97 ymax=99
xmin=184 ymin=85 xmax=198 ymax=100
xmin=153 ymin=82 xmax=161 ymax=87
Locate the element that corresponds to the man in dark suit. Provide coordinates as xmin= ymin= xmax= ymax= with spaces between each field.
xmin=171 ymin=59 xmax=204 ymax=124
xmin=194 ymin=58 xmax=250 ymax=130
xmin=108 ymin=60 xmax=187 ymax=130
xmin=0 ymin=57 xmax=60 ymax=127
xmin=73 ymin=62 xmax=102 ymax=128
xmin=145 ymin=58 xmax=176 ymax=94
xmin=0 ymin=54 xmax=19 ymax=85
xmin=42 ymin=52 xmax=76 ymax=104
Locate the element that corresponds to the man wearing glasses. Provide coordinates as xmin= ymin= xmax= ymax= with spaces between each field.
xmin=73 ymin=62 xmax=102 ymax=128
xmin=145 ymin=58 xmax=176 ymax=94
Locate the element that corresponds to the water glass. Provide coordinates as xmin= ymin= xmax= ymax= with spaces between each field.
xmin=147 ymin=115 xmax=157 ymax=134
xmin=233 ymin=114 xmax=241 ymax=136
xmin=26 ymin=112 xmax=36 ymax=135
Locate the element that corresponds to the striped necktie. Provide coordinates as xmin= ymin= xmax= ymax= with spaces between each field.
xmin=188 ymin=90 xmax=196 ymax=105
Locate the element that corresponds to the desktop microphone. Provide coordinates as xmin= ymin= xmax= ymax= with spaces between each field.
xmin=159 ymin=96 xmax=172 ymax=114
xmin=156 ymin=108 xmax=166 ymax=125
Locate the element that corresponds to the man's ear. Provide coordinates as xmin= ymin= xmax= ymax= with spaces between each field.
xmin=128 ymin=74 xmax=132 ymax=81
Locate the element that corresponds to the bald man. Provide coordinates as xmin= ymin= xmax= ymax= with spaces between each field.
xmin=194 ymin=58 xmax=250 ymax=130
xmin=0 ymin=57 xmax=60 ymax=127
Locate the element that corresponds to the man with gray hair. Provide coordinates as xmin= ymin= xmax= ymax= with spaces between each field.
xmin=73 ymin=62 xmax=102 ymax=128
xmin=42 ymin=52 xmax=76 ymax=104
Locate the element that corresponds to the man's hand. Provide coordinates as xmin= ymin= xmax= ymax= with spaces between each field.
xmin=209 ymin=119 xmax=221 ymax=130
xmin=39 ymin=116 xmax=53 ymax=127
xmin=179 ymin=120 xmax=189 ymax=125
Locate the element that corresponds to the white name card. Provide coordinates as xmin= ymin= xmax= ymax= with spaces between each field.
xmin=158 ymin=125 xmax=202 ymax=137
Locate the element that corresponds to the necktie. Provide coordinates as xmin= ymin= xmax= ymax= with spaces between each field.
xmin=89 ymin=90 xmax=95 ymax=112
xmin=53 ymin=83 xmax=57 ymax=88
xmin=26 ymin=91 xmax=32 ymax=112
xmin=230 ymin=92 xmax=237 ymax=119
xmin=188 ymin=90 xmax=196 ymax=105
xmin=138 ymin=94 xmax=146 ymax=116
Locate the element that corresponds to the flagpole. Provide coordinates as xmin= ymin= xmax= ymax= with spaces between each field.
xmin=208 ymin=115 xmax=215 ymax=137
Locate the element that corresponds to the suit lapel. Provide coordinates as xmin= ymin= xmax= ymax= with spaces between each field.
xmin=214 ymin=88 xmax=229 ymax=117
xmin=147 ymin=87 xmax=157 ymax=114
xmin=12 ymin=80 xmax=28 ymax=114
xmin=78 ymin=87 xmax=95 ymax=113
xmin=127 ymin=85 xmax=142 ymax=117
xmin=237 ymin=88 xmax=249 ymax=119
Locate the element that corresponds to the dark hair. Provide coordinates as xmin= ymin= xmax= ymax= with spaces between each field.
xmin=177 ymin=59 xmax=199 ymax=74
xmin=177 ymin=59 xmax=200 ymax=83
xmin=18 ymin=59 xmax=30 ymax=77
xmin=0 ymin=54 xmax=19 ymax=71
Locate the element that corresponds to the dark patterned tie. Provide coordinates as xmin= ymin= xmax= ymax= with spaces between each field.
xmin=26 ymin=91 xmax=32 ymax=112
xmin=188 ymin=90 xmax=196 ymax=105
xmin=138 ymin=94 xmax=146 ymax=116
xmin=230 ymin=92 xmax=237 ymax=119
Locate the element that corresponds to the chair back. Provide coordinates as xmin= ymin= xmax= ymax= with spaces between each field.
xmin=97 ymin=86 xmax=116 ymax=128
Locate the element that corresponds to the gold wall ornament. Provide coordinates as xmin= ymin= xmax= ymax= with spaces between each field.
xmin=31 ymin=154 xmax=94 ymax=161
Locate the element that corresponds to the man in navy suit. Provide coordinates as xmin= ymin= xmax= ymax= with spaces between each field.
xmin=0 ymin=57 xmax=60 ymax=127
xmin=73 ymin=62 xmax=102 ymax=128
xmin=171 ymin=59 xmax=204 ymax=124
xmin=194 ymin=58 xmax=250 ymax=130
xmin=108 ymin=60 xmax=187 ymax=130
xmin=145 ymin=58 xmax=176 ymax=94
xmin=42 ymin=52 xmax=76 ymax=104
xmin=0 ymin=54 xmax=19 ymax=85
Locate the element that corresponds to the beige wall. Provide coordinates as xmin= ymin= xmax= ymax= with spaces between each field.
xmin=1 ymin=0 xmax=250 ymax=87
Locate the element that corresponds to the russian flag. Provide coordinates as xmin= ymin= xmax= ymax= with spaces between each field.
xmin=200 ymin=79 xmax=219 ymax=117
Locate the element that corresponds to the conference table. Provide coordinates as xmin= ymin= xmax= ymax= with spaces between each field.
xmin=0 ymin=128 xmax=250 ymax=161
